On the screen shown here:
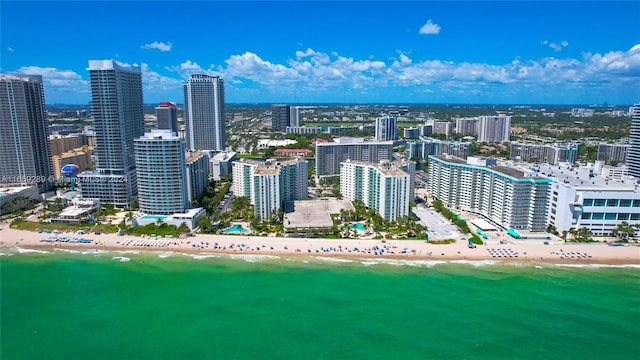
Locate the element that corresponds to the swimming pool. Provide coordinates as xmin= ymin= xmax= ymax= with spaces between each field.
xmin=347 ymin=223 xmax=367 ymax=231
xmin=141 ymin=215 xmax=168 ymax=221
xmin=223 ymin=224 xmax=249 ymax=234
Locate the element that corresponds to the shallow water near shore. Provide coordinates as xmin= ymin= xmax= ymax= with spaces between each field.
xmin=2 ymin=249 xmax=639 ymax=359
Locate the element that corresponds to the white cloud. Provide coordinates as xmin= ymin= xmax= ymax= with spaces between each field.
xmin=141 ymin=41 xmax=173 ymax=52
xmin=7 ymin=47 xmax=14 ymax=52
xmin=139 ymin=63 xmax=183 ymax=93
xmin=419 ymin=19 xmax=441 ymax=35
xmin=15 ymin=66 xmax=90 ymax=102
xmin=542 ymin=40 xmax=569 ymax=52
xmin=295 ymin=48 xmax=316 ymax=58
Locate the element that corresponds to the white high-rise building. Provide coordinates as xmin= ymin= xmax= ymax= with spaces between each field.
xmin=134 ymin=130 xmax=187 ymax=215
xmin=340 ymin=160 xmax=411 ymax=222
xmin=455 ymin=117 xmax=479 ymax=136
xmin=78 ymin=60 xmax=144 ymax=207
xmin=428 ymin=155 xmax=551 ymax=231
xmin=289 ymin=106 xmax=300 ymax=127
xmin=477 ymin=115 xmax=511 ymax=143
xmin=315 ymin=137 xmax=394 ymax=177
xmin=0 ymin=74 xmax=53 ymax=193
xmin=232 ymin=158 xmax=308 ymax=221
xmin=183 ymin=74 xmax=226 ymax=152
xmin=375 ymin=116 xmax=397 ymax=141
xmin=627 ymin=104 xmax=640 ymax=178
xmin=185 ymin=151 xmax=209 ymax=203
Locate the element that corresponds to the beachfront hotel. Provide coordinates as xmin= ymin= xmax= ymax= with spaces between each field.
xmin=626 ymin=103 xmax=640 ymax=178
xmin=315 ymin=137 xmax=393 ymax=178
xmin=543 ymin=163 xmax=640 ymax=236
xmin=183 ymin=74 xmax=226 ymax=152
xmin=428 ymin=155 xmax=551 ymax=231
xmin=232 ymin=158 xmax=308 ymax=221
xmin=375 ymin=116 xmax=397 ymax=141
xmin=77 ymin=60 xmax=144 ymax=207
xmin=134 ymin=130 xmax=187 ymax=215
xmin=340 ymin=160 xmax=411 ymax=222
xmin=0 ymin=74 xmax=54 ymax=193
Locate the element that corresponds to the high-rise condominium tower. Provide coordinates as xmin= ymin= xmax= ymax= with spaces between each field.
xmin=627 ymin=104 xmax=640 ymax=178
xmin=0 ymin=74 xmax=53 ymax=193
xmin=183 ymin=74 xmax=226 ymax=152
xmin=375 ymin=116 xmax=397 ymax=141
xmin=78 ymin=60 xmax=144 ymax=207
xmin=271 ymin=104 xmax=289 ymax=131
xmin=134 ymin=130 xmax=187 ymax=215
xmin=155 ymin=102 xmax=179 ymax=134
xmin=477 ymin=115 xmax=511 ymax=143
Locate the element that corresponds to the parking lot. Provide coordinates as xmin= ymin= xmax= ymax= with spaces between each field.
xmin=412 ymin=206 xmax=465 ymax=241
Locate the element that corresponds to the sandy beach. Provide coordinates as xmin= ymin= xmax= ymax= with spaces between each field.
xmin=2 ymin=225 xmax=639 ymax=265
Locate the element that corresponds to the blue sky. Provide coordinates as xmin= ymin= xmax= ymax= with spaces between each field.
xmin=2 ymin=1 xmax=639 ymax=105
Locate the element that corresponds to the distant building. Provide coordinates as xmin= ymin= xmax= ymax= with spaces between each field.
xmin=477 ymin=115 xmax=511 ymax=143
xmin=78 ymin=60 xmax=144 ymax=207
xmin=290 ymin=106 xmax=300 ymax=127
xmin=185 ymin=151 xmax=209 ymax=203
xmin=328 ymin=126 xmax=359 ymax=135
xmin=315 ymin=137 xmax=394 ymax=177
xmin=375 ymin=116 xmax=397 ymax=141
xmin=232 ymin=158 xmax=308 ymax=221
xmin=571 ymin=108 xmax=594 ymax=117
xmin=286 ymin=126 xmax=322 ymax=134
xmin=51 ymin=146 xmax=93 ymax=178
xmin=134 ymin=130 xmax=187 ymax=215
xmin=184 ymin=74 xmax=226 ymax=152
xmin=428 ymin=155 xmax=551 ymax=231
xmin=626 ymin=104 xmax=640 ymax=178
xmin=272 ymin=104 xmax=297 ymax=132
xmin=274 ymin=149 xmax=312 ymax=157
xmin=49 ymin=135 xmax=83 ymax=156
xmin=455 ymin=117 xmax=479 ymax=136
xmin=418 ymin=124 xmax=433 ymax=137
xmin=209 ymin=151 xmax=237 ymax=181
xmin=340 ymin=160 xmax=411 ymax=222
xmin=432 ymin=121 xmax=453 ymax=136
xmin=406 ymin=139 xmax=472 ymax=160
xmin=0 ymin=74 xmax=53 ymax=193
xmin=597 ymin=143 xmax=629 ymax=164
xmin=403 ymin=127 xmax=420 ymax=139
xmin=510 ymin=142 xmax=579 ymax=165
xmin=155 ymin=102 xmax=179 ymax=134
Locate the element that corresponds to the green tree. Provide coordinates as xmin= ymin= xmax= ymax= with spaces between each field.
xmin=611 ymin=221 xmax=636 ymax=242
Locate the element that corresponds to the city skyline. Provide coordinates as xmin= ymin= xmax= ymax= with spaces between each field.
xmin=1 ymin=1 xmax=639 ymax=105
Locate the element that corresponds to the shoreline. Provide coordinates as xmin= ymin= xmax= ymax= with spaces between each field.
xmin=2 ymin=227 xmax=640 ymax=265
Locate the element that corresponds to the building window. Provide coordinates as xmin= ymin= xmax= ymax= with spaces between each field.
xmin=617 ymin=213 xmax=630 ymax=221
xmin=631 ymin=214 xmax=640 ymax=221
xmin=581 ymin=213 xmax=591 ymax=220
xmin=634 ymin=200 xmax=640 ymax=207
xmin=607 ymin=199 xmax=619 ymax=207
xmin=605 ymin=213 xmax=617 ymax=220
xmin=583 ymin=199 xmax=593 ymax=206
xmin=620 ymin=199 xmax=632 ymax=207
xmin=592 ymin=213 xmax=604 ymax=220
xmin=594 ymin=199 xmax=606 ymax=206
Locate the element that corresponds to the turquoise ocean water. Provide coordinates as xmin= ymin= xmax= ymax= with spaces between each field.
xmin=1 ymin=247 xmax=639 ymax=359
